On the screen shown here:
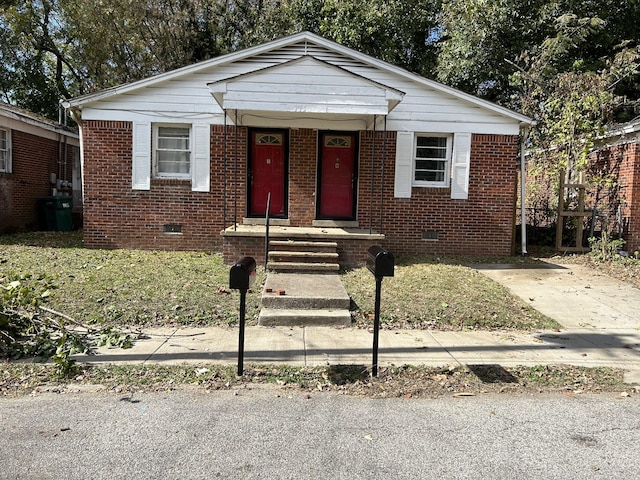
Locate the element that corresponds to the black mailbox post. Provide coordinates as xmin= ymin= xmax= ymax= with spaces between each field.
xmin=229 ymin=257 xmax=256 ymax=375
xmin=367 ymin=246 xmax=394 ymax=377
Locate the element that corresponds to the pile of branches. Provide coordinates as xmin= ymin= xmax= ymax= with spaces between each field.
xmin=1 ymin=275 xmax=133 ymax=377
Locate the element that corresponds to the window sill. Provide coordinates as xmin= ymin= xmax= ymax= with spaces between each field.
xmin=152 ymin=178 xmax=191 ymax=186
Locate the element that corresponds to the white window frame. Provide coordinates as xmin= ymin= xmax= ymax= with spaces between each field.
xmin=153 ymin=124 xmax=192 ymax=179
xmin=412 ymin=133 xmax=452 ymax=188
xmin=0 ymin=127 xmax=11 ymax=174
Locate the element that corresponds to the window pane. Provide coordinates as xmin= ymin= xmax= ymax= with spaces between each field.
xmin=416 ymin=147 xmax=447 ymax=159
xmin=157 ymin=150 xmax=190 ymax=174
xmin=414 ymin=135 xmax=448 ymax=184
xmin=415 ymin=170 xmax=445 ymax=182
xmin=159 ymin=137 xmax=189 ymax=150
xmin=417 ymin=136 xmax=446 ymax=148
xmin=159 ymin=126 xmax=189 ymax=138
xmin=416 ymin=160 xmax=446 ymax=171
xmin=156 ymin=126 xmax=190 ymax=176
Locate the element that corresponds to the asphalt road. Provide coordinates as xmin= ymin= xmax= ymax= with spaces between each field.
xmin=2 ymin=387 xmax=639 ymax=479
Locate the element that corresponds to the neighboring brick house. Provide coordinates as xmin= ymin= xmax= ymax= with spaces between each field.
xmin=0 ymin=103 xmax=81 ymax=233
xmin=589 ymin=117 xmax=640 ymax=253
xmin=63 ymin=32 xmax=532 ymax=264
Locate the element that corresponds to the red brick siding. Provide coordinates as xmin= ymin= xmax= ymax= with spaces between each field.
xmin=83 ymin=122 xmax=518 ymax=258
xmin=0 ymin=129 xmax=75 ymax=233
xmin=359 ymin=132 xmax=519 ymax=256
xmin=83 ymin=121 xmax=249 ymax=250
xmin=590 ymin=141 xmax=640 ymax=253
xmin=288 ymin=128 xmax=317 ymax=225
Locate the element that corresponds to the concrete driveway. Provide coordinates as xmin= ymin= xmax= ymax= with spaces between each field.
xmin=476 ymin=261 xmax=640 ymax=381
xmin=475 ymin=262 xmax=640 ymax=330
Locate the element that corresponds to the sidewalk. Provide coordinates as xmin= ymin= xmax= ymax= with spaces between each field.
xmin=75 ymin=262 xmax=640 ymax=383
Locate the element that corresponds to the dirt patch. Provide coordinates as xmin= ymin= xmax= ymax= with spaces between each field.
xmin=2 ymin=363 xmax=636 ymax=399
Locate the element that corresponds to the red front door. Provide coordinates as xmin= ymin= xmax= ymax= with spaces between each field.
xmin=249 ymin=130 xmax=287 ymax=217
xmin=318 ymin=132 xmax=357 ymax=219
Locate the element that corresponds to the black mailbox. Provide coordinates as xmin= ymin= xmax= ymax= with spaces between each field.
xmin=229 ymin=256 xmax=257 ymax=290
xmin=367 ymin=246 xmax=394 ymax=277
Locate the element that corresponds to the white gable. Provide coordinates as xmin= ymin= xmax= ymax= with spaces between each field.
xmin=209 ymin=56 xmax=404 ymax=117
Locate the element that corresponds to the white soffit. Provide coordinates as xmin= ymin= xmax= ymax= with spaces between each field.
xmin=208 ymin=56 xmax=405 ymax=118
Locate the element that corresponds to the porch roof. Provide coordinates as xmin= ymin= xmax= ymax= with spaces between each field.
xmin=208 ymin=56 xmax=404 ymax=128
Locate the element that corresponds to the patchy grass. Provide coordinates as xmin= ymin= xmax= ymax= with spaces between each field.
xmin=0 ymin=231 xmax=265 ymax=328
xmin=1 ymin=363 xmax=630 ymax=398
xmin=343 ymin=256 xmax=557 ymax=330
xmin=1 ymin=231 xmax=557 ymax=331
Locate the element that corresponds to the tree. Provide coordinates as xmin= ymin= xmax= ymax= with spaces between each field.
xmin=438 ymin=0 xmax=640 ymax=106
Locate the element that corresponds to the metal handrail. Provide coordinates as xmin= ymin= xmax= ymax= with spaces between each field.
xmin=264 ymin=192 xmax=271 ymax=270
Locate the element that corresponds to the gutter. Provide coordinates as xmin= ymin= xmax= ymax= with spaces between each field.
xmin=519 ymin=124 xmax=532 ymax=256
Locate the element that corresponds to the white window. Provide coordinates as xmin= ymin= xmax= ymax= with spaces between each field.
xmin=154 ymin=125 xmax=191 ymax=178
xmin=0 ymin=127 xmax=11 ymax=173
xmin=413 ymin=134 xmax=452 ymax=187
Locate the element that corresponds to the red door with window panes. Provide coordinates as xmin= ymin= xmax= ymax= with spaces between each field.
xmin=317 ymin=133 xmax=357 ymax=219
xmin=249 ymin=131 xmax=286 ymax=217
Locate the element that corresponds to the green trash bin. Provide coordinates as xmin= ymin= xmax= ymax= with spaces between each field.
xmin=39 ymin=196 xmax=73 ymax=231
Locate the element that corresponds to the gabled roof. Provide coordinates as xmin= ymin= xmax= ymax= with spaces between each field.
xmin=63 ymin=31 xmax=532 ymax=126
xmin=208 ymin=55 xmax=405 ymax=116
xmin=0 ymin=102 xmax=78 ymax=137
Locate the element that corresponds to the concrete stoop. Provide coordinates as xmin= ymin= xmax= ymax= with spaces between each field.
xmin=258 ymin=272 xmax=351 ymax=327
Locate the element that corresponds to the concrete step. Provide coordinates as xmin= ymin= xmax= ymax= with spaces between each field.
xmin=268 ymin=261 xmax=340 ymax=273
xmin=258 ymin=308 xmax=352 ymax=327
xmin=268 ymin=251 xmax=339 ymax=263
xmin=269 ymin=240 xmax=338 ymax=252
xmin=261 ymin=273 xmax=351 ymax=310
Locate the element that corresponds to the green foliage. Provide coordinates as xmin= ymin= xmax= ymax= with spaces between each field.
xmin=0 ymin=271 xmax=134 ymax=378
xmin=588 ymin=232 xmax=627 ymax=262
xmin=1 ymin=0 xmax=443 ymax=119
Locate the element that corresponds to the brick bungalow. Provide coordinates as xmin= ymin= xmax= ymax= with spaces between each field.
xmin=0 ymin=103 xmax=81 ymax=233
xmin=589 ymin=116 xmax=640 ymax=253
xmin=63 ymin=32 xmax=533 ymax=265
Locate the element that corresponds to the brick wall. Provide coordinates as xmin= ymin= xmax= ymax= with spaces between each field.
xmin=0 ymin=129 xmax=75 ymax=233
xmin=590 ymin=141 xmax=640 ymax=253
xmin=83 ymin=121 xmax=249 ymax=250
xmin=359 ymin=131 xmax=519 ymax=256
xmin=83 ymin=121 xmax=518 ymax=258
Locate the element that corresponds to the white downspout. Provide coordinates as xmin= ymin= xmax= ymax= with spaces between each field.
xmin=68 ymin=108 xmax=84 ymax=209
xmin=520 ymin=125 xmax=530 ymax=256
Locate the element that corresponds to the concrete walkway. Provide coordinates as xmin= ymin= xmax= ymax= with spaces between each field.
xmin=74 ymin=262 xmax=640 ymax=383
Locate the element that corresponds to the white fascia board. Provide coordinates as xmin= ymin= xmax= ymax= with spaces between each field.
xmin=223 ymin=101 xmax=389 ymax=116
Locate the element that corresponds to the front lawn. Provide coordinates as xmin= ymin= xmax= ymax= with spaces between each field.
xmin=1 ymin=231 xmax=556 ymax=330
